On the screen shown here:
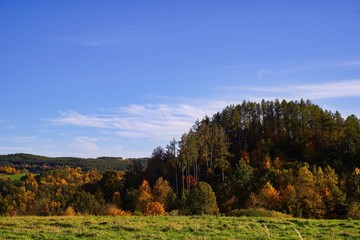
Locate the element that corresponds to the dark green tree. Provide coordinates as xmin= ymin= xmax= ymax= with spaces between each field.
xmin=145 ymin=146 xmax=166 ymax=185
xmin=165 ymin=138 xmax=179 ymax=195
xmin=68 ymin=191 xmax=101 ymax=215
xmin=187 ymin=182 xmax=219 ymax=215
xmin=98 ymin=171 xmax=125 ymax=202
xmin=231 ymin=159 xmax=254 ymax=207
xmin=213 ymin=124 xmax=231 ymax=181
xmin=124 ymin=160 xmax=144 ymax=191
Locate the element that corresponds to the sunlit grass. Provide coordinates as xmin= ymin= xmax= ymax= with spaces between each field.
xmin=0 ymin=173 xmax=26 ymax=180
xmin=0 ymin=216 xmax=359 ymax=239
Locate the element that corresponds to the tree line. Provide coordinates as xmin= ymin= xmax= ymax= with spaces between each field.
xmin=0 ymin=153 xmax=149 ymax=172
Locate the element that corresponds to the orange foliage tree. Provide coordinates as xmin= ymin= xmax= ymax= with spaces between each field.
xmin=255 ymin=182 xmax=281 ymax=211
xmin=144 ymin=201 xmax=165 ymax=216
xmin=135 ymin=180 xmax=153 ymax=213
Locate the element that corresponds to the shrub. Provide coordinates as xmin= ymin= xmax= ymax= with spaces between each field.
xmin=347 ymin=201 xmax=360 ymax=219
xmin=64 ymin=206 xmax=76 ymax=216
xmin=144 ymin=201 xmax=165 ymax=216
xmin=0 ymin=195 xmax=7 ymax=216
xmin=228 ymin=207 xmax=292 ymax=218
xmin=104 ymin=204 xmax=131 ymax=216
xmin=166 ymin=210 xmax=179 ymax=216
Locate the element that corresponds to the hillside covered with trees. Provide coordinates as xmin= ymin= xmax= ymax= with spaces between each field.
xmin=143 ymin=99 xmax=360 ymax=218
xmin=0 ymin=99 xmax=360 ymax=219
xmin=0 ymin=153 xmax=149 ymax=173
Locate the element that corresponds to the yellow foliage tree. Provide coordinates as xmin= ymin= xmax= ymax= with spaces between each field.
xmin=262 ymin=154 xmax=272 ymax=170
xmin=295 ymin=166 xmax=326 ymax=218
xmin=280 ymin=184 xmax=298 ymax=215
xmin=0 ymin=166 xmax=19 ymax=175
xmin=256 ymin=182 xmax=280 ymax=210
xmin=144 ymin=202 xmax=165 ymax=216
xmin=135 ymin=180 xmax=153 ymax=213
xmin=152 ymin=177 xmax=175 ymax=210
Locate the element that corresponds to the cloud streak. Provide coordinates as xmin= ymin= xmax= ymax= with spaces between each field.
xmin=51 ymin=104 xmax=213 ymax=141
xmin=51 ymin=29 xmax=133 ymax=47
xmin=242 ymin=79 xmax=360 ymax=99
xmin=53 ymin=36 xmax=130 ymax=47
xmin=73 ymin=136 xmax=100 ymax=152
xmin=254 ymin=59 xmax=360 ymax=80
xmin=295 ymin=80 xmax=360 ymax=99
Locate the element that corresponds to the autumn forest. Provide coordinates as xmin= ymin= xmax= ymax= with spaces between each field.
xmin=1 ymin=99 xmax=360 ymax=219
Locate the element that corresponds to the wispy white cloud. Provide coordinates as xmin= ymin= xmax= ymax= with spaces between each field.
xmin=51 ymin=104 xmax=214 ymax=141
xmin=254 ymin=59 xmax=360 ymax=80
xmin=0 ymin=136 xmax=60 ymax=157
xmin=0 ymin=134 xmax=125 ymax=158
xmin=256 ymin=68 xmax=295 ymax=80
xmin=73 ymin=136 xmax=100 ymax=152
xmin=51 ymin=29 xmax=132 ymax=47
xmin=52 ymin=111 xmax=109 ymax=128
xmin=295 ymin=80 xmax=360 ymax=99
xmin=0 ymin=119 xmax=14 ymax=130
xmin=242 ymin=79 xmax=360 ymax=99
xmin=53 ymin=36 xmax=129 ymax=47
xmin=339 ymin=61 xmax=360 ymax=67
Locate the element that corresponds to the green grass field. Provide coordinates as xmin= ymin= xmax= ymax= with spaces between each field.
xmin=0 ymin=173 xmax=26 ymax=181
xmin=0 ymin=216 xmax=359 ymax=239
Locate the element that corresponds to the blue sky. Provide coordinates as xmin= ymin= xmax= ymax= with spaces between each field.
xmin=1 ymin=1 xmax=360 ymax=158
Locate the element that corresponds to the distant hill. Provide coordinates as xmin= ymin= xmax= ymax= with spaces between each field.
xmin=0 ymin=153 xmax=149 ymax=173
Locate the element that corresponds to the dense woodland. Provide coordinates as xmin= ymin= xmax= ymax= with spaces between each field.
xmin=0 ymin=153 xmax=148 ymax=172
xmin=1 ymin=99 xmax=360 ymax=219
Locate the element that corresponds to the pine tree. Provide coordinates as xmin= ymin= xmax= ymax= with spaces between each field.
xmin=213 ymin=124 xmax=231 ymax=181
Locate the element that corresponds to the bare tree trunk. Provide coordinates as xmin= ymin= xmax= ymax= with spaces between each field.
xmin=187 ymin=163 xmax=190 ymax=191
xmin=181 ymin=168 xmax=185 ymax=191
xmin=175 ymin=170 xmax=179 ymax=195
xmin=210 ymin=146 xmax=213 ymax=169
xmin=194 ymin=160 xmax=199 ymax=183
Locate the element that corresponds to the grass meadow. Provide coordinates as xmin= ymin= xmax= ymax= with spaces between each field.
xmin=0 ymin=215 xmax=359 ymax=239
xmin=0 ymin=173 xmax=26 ymax=181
